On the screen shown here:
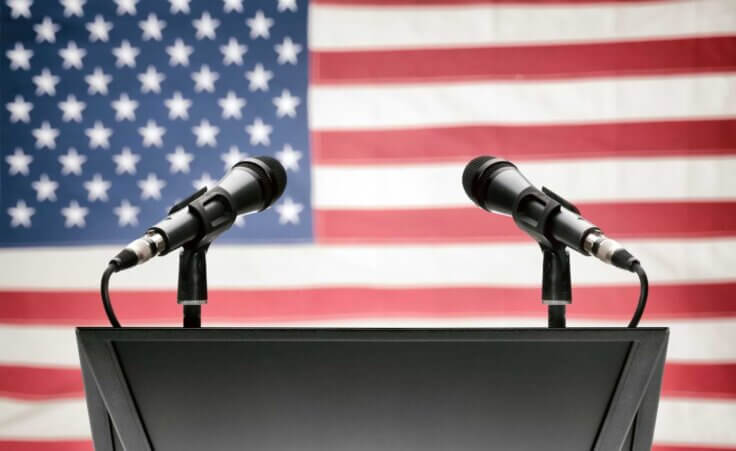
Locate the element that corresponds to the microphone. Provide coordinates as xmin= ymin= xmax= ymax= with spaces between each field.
xmin=462 ymin=156 xmax=639 ymax=272
xmin=111 ymin=156 xmax=287 ymax=271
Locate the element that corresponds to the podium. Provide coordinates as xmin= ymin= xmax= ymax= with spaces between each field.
xmin=77 ymin=327 xmax=668 ymax=451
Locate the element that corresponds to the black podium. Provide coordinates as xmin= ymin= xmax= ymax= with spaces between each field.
xmin=77 ymin=328 xmax=668 ymax=451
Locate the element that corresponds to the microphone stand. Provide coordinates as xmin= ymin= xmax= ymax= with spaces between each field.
xmin=541 ymin=244 xmax=571 ymax=328
xmin=178 ymin=244 xmax=209 ymax=328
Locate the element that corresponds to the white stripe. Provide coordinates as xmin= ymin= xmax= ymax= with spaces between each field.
xmin=314 ymin=157 xmax=736 ymax=208
xmin=309 ymin=74 xmax=736 ymax=129
xmin=0 ymin=398 xmax=90 ymax=439
xmin=655 ymin=398 xmax=736 ymax=447
xmin=310 ymin=0 xmax=736 ymax=50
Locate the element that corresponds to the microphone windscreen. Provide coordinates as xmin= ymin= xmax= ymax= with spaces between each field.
xmin=258 ymin=156 xmax=287 ymax=203
xmin=462 ymin=155 xmax=495 ymax=204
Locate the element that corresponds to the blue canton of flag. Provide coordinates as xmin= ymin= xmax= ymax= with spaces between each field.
xmin=1 ymin=0 xmax=311 ymax=246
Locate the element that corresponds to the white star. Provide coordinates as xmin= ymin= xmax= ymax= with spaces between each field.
xmin=192 ymin=119 xmax=219 ymax=147
xmin=60 ymin=0 xmax=85 ymax=17
xmin=59 ymin=41 xmax=86 ymax=69
xmin=86 ymin=15 xmax=112 ymax=42
xmin=138 ymin=65 xmax=165 ymax=93
xmin=275 ymin=197 xmax=303 ymax=225
xmin=58 ymin=148 xmax=86 ymax=175
xmin=218 ymin=91 xmax=245 ymax=119
xmin=61 ymin=200 xmax=89 ymax=228
xmin=246 ymin=10 xmax=273 ymax=39
xmin=32 ymin=121 xmax=58 ymax=149
xmin=193 ymin=11 xmax=219 ymax=40
xmin=277 ymin=0 xmax=297 ymax=12
xmin=191 ymin=65 xmax=218 ymax=92
xmin=112 ymin=40 xmax=139 ymax=68
xmin=8 ymin=200 xmax=34 ymax=228
xmin=275 ymin=144 xmax=302 ymax=171
xmin=113 ymin=147 xmax=140 ymax=175
xmin=221 ymin=146 xmax=246 ymax=170
xmin=83 ymin=173 xmax=111 ymax=201
xmin=7 ymin=0 xmax=32 ymax=19
xmin=245 ymin=117 xmax=272 ymax=146
xmin=6 ymin=43 xmax=32 ymax=70
xmin=114 ymin=200 xmax=140 ymax=226
xmin=6 ymin=95 xmax=32 ymax=123
xmin=85 ymin=67 xmax=112 ymax=95
xmin=166 ymin=38 xmax=192 ymax=66
xmin=114 ymin=0 xmax=137 ymax=15
xmin=139 ymin=13 xmax=165 ymax=41
xmin=138 ymin=120 xmax=166 ymax=147
xmin=6 ymin=148 xmax=33 ymax=175
xmin=58 ymin=94 xmax=86 ymax=122
xmin=169 ymin=0 xmax=190 ymax=14
xmin=273 ymin=89 xmax=300 ymax=118
xmin=32 ymin=173 xmax=59 ymax=201
xmin=34 ymin=17 xmax=60 ymax=43
xmin=85 ymin=121 xmax=112 ymax=149
xmin=275 ymin=36 xmax=302 ymax=65
xmin=193 ymin=172 xmax=216 ymax=190
xmin=166 ymin=146 xmax=194 ymax=173
xmin=220 ymin=37 xmax=246 ymax=65
xmin=138 ymin=173 xmax=166 ymax=200
xmin=111 ymin=93 xmax=138 ymax=121
xmin=164 ymin=91 xmax=191 ymax=120
xmin=223 ymin=0 xmax=242 ymax=13
xmin=245 ymin=63 xmax=273 ymax=91
xmin=32 ymin=68 xmax=59 ymax=95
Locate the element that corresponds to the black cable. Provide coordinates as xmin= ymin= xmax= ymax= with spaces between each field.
xmin=101 ymin=263 xmax=121 ymax=328
xmin=627 ymin=262 xmax=649 ymax=328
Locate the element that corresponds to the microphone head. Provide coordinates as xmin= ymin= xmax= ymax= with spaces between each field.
xmin=256 ymin=156 xmax=287 ymax=205
xmin=232 ymin=156 xmax=287 ymax=210
xmin=462 ymin=155 xmax=527 ymax=215
xmin=462 ymin=156 xmax=495 ymax=206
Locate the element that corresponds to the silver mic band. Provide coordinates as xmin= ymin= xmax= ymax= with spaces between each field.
xmin=583 ymin=231 xmax=626 ymax=265
xmin=124 ymin=231 xmax=166 ymax=265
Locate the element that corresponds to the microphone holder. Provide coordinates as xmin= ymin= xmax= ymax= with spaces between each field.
xmin=541 ymin=244 xmax=571 ymax=328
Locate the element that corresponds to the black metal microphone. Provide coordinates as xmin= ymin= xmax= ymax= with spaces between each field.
xmin=462 ymin=156 xmax=639 ymax=272
xmin=111 ymin=156 xmax=287 ymax=271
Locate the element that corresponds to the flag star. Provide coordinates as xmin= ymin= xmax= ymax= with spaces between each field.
xmin=32 ymin=173 xmax=59 ymax=201
xmin=59 ymin=41 xmax=86 ymax=69
xmin=86 ymin=15 xmax=113 ymax=42
xmin=221 ymin=146 xmax=247 ymax=170
xmin=83 ymin=173 xmax=112 ymax=201
xmin=246 ymin=10 xmax=273 ymax=39
xmin=32 ymin=68 xmax=59 ymax=95
xmin=245 ymin=63 xmax=273 ymax=91
xmin=138 ymin=173 xmax=166 ymax=200
xmin=61 ymin=0 xmax=84 ymax=17
xmin=218 ymin=91 xmax=245 ymax=119
xmin=275 ymin=197 xmax=303 ymax=225
xmin=58 ymin=148 xmax=86 ymax=175
xmin=6 ymin=148 xmax=33 ymax=175
xmin=166 ymin=146 xmax=194 ymax=173
xmin=34 ymin=17 xmax=59 ymax=43
xmin=274 ymin=37 xmax=302 ymax=65
xmin=7 ymin=0 xmax=32 ymax=19
xmin=193 ymin=172 xmax=216 ymax=190
xmin=191 ymin=65 xmax=218 ymax=92
xmin=166 ymin=38 xmax=193 ymax=66
xmin=8 ymin=200 xmax=34 ymax=228
xmin=32 ymin=121 xmax=59 ymax=149
xmin=275 ymin=144 xmax=302 ymax=171
xmin=114 ymin=200 xmax=140 ymax=226
xmin=112 ymin=40 xmax=139 ymax=68
xmin=220 ymin=37 xmax=246 ymax=65
xmin=245 ymin=117 xmax=272 ymax=146
xmin=193 ymin=11 xmax=219 ymax=40
xmin=61 ymin=200 xmax=89 ymax=228
xmin=169 ymin=0 xmax=190 ymax=14
xmin=6 ymin=43 xmax=32 ymax=70
xmin=223 ymin=0 xmax=242 ymax=13
xmin=114 ymin=0 xmax=137 ymax=15
xmin=111 ymin=93 xmax=138 ymax=121
xmin=113 ymin=147 xmax=140 ymax=175
xmin=164 ymin=91 xmax=191 ymax=119
xmin=85 ymin=121 xmax=113 ymax=149
xmin=85 ymin=67 xmax=112 ymax=95
xmin=273 ymin=89 xmax=300 ymax=118
xmin=277 ymin=0 xmax=297 ymax=12
xmin=6 ymin=95 xmax=33 ymax=123
xmin=58 ymin=94 xmax=86 ymax=122
xmin=138 ymin=65 xmax=165 ymax=93
xmin=192 ymin=119 xmax=219 ymax=147
xmin=139 ymin=13 xmax=165 ymax=41
xmin=138 ymin=120 xmax=166 ymax=147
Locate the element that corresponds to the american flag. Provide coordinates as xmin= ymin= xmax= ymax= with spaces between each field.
xmin=1 ymin=0 xmax=735 ymax=449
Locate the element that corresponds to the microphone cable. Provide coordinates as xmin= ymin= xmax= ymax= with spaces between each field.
xmin=628 ymin=262 xmax=649 ymax=328
xmin=101 ymin=263 xmax=121 ymax=328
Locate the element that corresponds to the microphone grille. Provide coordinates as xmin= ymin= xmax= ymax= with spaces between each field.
xmin=462 ymin=156 xmax=495 ymax=204
xmin=258 ymin=156 xmax=287 ymax=203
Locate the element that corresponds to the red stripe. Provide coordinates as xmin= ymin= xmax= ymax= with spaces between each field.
xmin=313 ymin=0 xmax=670 ymax=5
xmin=0 ymin=442 xmax=92 ymax=451
xmin=0 ymin=366 xmax=84 ymax=400
xmin=312 ymin=37 xmax=736 ymax=84
xmin=653 ymin=447 xmax=736 ymax=451
xmin=662 ymin=364 xmax=736 ymax=400
xmin=312 ymin=119 xmax=736 ymax=165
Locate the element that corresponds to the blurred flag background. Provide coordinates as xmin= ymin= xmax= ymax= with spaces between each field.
xmin=1 ymin=0 xmax=736 ymax=449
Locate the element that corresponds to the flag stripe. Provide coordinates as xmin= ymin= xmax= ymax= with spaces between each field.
xmin=663 ymin=364 xmax=736 ymax=401
xmin=312 ymin=119 xmax=736 ymax=165
xmin=0 ymin=442 xmax=92 ymax=451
